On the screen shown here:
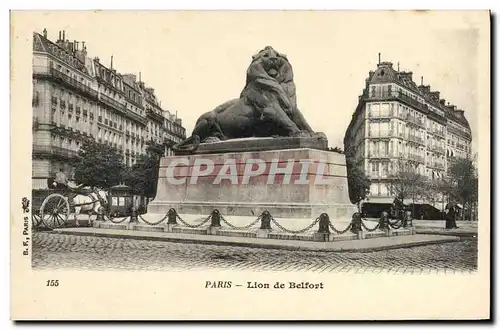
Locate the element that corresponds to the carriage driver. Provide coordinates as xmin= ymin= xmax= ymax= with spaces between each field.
xmin=54 ymin=168 xmax=76 ymax=207
xmin=54 ymin=168 xmax=69 ymax=190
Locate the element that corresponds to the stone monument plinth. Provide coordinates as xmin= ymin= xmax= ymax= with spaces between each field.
xmin=148 ymin=138 xmax=356 ymax=220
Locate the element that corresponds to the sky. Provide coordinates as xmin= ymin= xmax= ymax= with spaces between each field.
xmin=23 ymin=11 xmax=485 ymax=152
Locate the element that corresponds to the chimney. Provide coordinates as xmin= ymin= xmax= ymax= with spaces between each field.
xmin=58 ymin=31 xmax=62 ymax=41
xmin=110 ymin=55 xmax=113 ymax=70
xmin=82 ymin=41 xmax=86 ymax=50
xmin=397 ymin=62 xmax=400 ymax=72
xmin=439 ymin=99 xmax=446 ymax=106
xmin=139 ymin=72 xmax=141 ymax=82
xmin=430 ymin=91 xmax=440 ymax=101
xmin=378 ymin=52 xmax=381 ymax=65
xmin=421 ymin=76 xmax=423 ymax=85
xmin=62 ymin=30 xmax=65 ymax=41
xmin=43 ymin=28 xmax=47 ymax=38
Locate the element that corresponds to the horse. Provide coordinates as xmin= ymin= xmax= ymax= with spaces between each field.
xmin=67 ymin=183 xmax=108 ymax=227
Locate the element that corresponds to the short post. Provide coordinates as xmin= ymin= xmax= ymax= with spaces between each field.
xmin=378 ymin=211 xmax=389 ymax=230
xmin=405 ymin=210 xmax=413 ymax=228
xmin=129 ymin=206 xmax=138 ymax=223
xmin=210 ymin=209 xmax=221 ymax=227
xmin=350 ymin=212 xmax=364 ymax=239
xmin=317 ymin=213 xmax=330 ymax=234
xmin=313 ymin=213 xmax=331 ymax=242
xmin=167 ymin=208 xmax=178 ymax=225
xmin=260 ymin=211 xmax=272 ymax=230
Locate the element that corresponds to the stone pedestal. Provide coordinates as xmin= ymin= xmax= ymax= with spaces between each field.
xmin=148 ymin=146 xmax=356 ymax=220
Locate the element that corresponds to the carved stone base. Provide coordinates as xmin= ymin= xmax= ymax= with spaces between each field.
xmin=148 ymin=148 xmax=356 ymax=219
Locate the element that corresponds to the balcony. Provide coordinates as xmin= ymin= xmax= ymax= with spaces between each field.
xmin=428 ymin=144 xmax=446 ymax=154
xmin=407 ymin=134 xmax=425 ymax=145
xmin=32 ymin=144 xmax=80 ymax=160
xmin=368 ymin=130 xmax=393 ymax=138
xmin=99 ymin=93 xmax=126 ymax=113
xmin=447 ymin=125 xmax=472 ymax=140
xmin=406 ymin=114 xmax=425 ymax=128
xmin=34 ymin=67 xmax=99 ymax=100
xmin=430 ymin=127 xmax=445 ymax=139
xmin=408 ymin=154 xmax=425 ymax=163
xmin=365 ymin=90 xmax=429 ymax=114
xmin=367 ymin=152 xmax=393 ymax=159
xmin=146 ymin=109 xmax=164 ymax=122
xmin=428 ymin=161 xmax=445 ymax=170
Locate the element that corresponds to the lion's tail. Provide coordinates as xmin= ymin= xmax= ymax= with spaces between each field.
xmin=172 ymin=135 xmax=201 ymax=153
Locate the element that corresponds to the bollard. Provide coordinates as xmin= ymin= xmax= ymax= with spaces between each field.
xmin=167 ymin=208 xmax=178 ymax=225
xmin=260 ymin=211 xmax=272 ymax=230
xmin=350 ymin=212 xmax=362 ymax=235
xmin=129 ymin=206 xmax=138 ymax=223
xmin=378 ymin=211 xmax=389 ymax=230
xmin=210 ymin=209 xmax=221 ymax=227
xmin=404 ymin=211 xmax=412 ymax=228
xmin=317 ymin=213 xmax=330 ymax=234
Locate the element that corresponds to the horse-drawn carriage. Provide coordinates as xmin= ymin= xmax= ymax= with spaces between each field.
xmin=32 ymin=178 xmax=108 ymax=230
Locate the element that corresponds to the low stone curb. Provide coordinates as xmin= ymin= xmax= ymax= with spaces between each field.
xmin=53 ymin=228 xmax=460 ymax=253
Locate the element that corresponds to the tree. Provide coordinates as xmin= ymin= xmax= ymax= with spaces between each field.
xmin=344 ymin=145 xmax=370 ymax=211
xmin=122 ymin=141 xmax=163 ymax=198
xmin=387 ymin=160 xmax=427 ymax=214
xmin=73 ymin=139 xmax=125 ymax=189
xmin=445 ymin=155 xmax=478 ymax=220
xmin=329 ymin=146 xmax=344 ymax=154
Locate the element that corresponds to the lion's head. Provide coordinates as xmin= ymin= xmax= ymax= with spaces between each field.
xmin=252 ymin=46 xmax=286 ymax=78
xmin=250 ymin=46 xmax=293 ymax=83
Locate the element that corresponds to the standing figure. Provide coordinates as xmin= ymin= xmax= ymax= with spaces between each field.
xmin=445 ymin=202 xmax=459 ymax=229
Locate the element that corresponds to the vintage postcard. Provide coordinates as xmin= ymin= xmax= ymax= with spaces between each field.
xmin=10 ymin=10 xmax=490 ymax=320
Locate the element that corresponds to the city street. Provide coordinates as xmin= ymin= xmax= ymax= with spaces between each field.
xmin=32 ymin=232 xmax=478 ymax=273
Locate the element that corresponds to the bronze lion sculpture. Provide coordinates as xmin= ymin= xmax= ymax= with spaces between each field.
xmin=173 ymin=46 xmax=325 ymax=153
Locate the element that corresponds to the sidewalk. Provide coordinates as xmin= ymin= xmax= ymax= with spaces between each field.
xmin=53 ymin=227 xmax=460 ymax=252
xmin=364 ymin=219 xmax=478 ymax=237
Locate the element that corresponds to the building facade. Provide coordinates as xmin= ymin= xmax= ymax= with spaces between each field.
xmin=344 ymin=59 xmax=472 ymax=207
xmin=32 ymin=29 xmax=186 ymax=189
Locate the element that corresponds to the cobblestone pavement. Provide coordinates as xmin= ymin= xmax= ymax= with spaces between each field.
xmin=32 ymin=232 xmax=477 ymax=273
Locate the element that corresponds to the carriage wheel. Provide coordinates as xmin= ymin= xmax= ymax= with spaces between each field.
xmin=31 ymin=211 xmax=42 ymax=229
xmin=40 ymin=194 xmax=70 ymax=230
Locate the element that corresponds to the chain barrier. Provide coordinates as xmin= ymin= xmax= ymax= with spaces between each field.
xmin=138 ymin=214 xmax=168 ymax=226
xmin=176 ymin=213 xmax=212 ymax=228
xmin=329 ymin=222 xmax=353 ymax=235
xmin=388 ymin=218 xmax=403 ymax=229
xmin=220 ymin=214 xmax=262 ymax=230
xmin=270 ymin=215 xmax=321 ymax=234
xmin=107 ymin=215 xmax=130 ymax=224
xmin=360 ymin=219 xmax=380 ymax=232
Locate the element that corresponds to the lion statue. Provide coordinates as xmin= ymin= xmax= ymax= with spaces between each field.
xmin=173 ymin=46 xmax=326 ymax=153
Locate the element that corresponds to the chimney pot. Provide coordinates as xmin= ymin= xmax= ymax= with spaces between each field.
xmin=62 ymin=30 xmax=65 ymax=41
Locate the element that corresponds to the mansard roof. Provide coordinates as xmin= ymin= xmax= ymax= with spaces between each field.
xmin=33 ymin=32 xmax=89 ymax=75
xmin=365 ymin=60 xmax=471 ymax=130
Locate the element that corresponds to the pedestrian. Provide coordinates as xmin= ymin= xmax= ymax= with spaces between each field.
xmin=444 ymin=201 xmax=459 ymax=229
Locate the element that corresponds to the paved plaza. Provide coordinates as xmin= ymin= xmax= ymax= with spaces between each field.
xmin=32 ymin=231 xmax=478 ymax=273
